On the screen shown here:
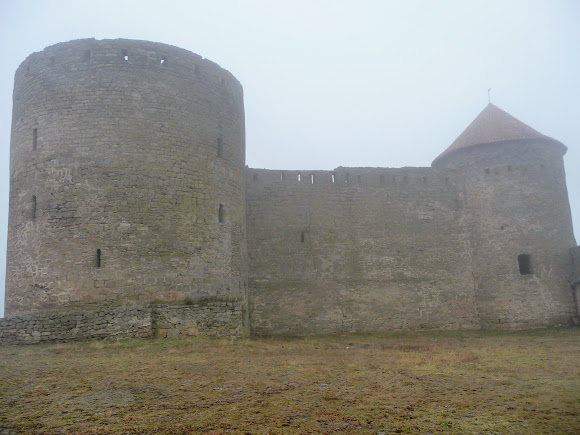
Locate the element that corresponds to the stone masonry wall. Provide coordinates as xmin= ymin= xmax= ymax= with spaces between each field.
xmin=246 ymin=167 xmax=479 ymax=335
xmin=6 ymin=39 xmax=247 ymax=316
xmin=435 ymin=141 xmax=577 ymax=328
xmin=0 ymin=306 xmax=152 ymax=345
xmin=153 ymin=302 xmax=245 ymax=338
xmin=0 ymin=302 xmax=245 ymax=345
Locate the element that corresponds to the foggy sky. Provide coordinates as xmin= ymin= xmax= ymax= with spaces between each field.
xmin=0 ymin=0 xmax=578 ymax=316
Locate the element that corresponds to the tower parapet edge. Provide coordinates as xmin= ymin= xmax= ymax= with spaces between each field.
xmin=6 ymin=39 xmax=248 ymax=321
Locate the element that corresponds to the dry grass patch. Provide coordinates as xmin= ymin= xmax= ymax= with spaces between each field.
xmin=0 ymin=328 xmax=579 ymax=434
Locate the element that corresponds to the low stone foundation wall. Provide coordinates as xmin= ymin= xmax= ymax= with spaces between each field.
xmin=0 ymin=306 xmax=153 ymax=345
xmin=153 ymin=303 xmax=245 ymax=338
xmin=0 ymin=302 xmax=246 ymax=345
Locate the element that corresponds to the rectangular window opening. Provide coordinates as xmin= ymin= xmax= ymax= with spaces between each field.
xmin=297 ymin=174 xmax=301 ymax=181
xmin=253 ymin=173 xmax=258 ymax=182
xmin=345 ymin=173 xmax=349 ymax=184
xmin=280 ymin=172 xmax=285 ymax=181
xmin=332 ymin=173 xmax=336 ymax=183
xmin=96 ymin=249 xmax=101 ymax=268
xmin=160 ymin=56 xmax=167 ymax=65
xmin=32 ymin=195 xmax=36 ymax=219
xmin=518 ymin=254 xmax=531 ymax=275
xmin=218 ymin=204 xmax=225 ymax=223
xmin=122 ymin=49 xmax=129 ymax=61
xmin=32 ymin=128 xmax=37 ymax=150
xmin=217 ymin=137 xmax=223 ymax=157
xmin=301 ymin=231 xmax=305 ymax=243
xmin=311 ymin=174 xmax=314 ymax=184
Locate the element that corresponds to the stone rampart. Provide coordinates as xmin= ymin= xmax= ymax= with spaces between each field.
xmin=246 ymin=167 xmax=479 ymax=335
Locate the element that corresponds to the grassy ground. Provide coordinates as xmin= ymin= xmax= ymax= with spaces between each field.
xmin=0 ymin=328 xmax=579 ymax=434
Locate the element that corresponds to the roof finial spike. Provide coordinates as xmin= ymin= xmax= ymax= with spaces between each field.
xmin=488 ymin=88 xmax=492 ymax=104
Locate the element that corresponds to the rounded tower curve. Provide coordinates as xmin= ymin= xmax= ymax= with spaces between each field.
xmin=6 ymin=39 xmax=247 ymax=315
xmin=433 ymin=104 xmax=577 ymax=328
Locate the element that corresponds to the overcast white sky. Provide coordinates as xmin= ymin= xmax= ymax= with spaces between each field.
xmin=0 ymin=0 xmax=578 ymax=316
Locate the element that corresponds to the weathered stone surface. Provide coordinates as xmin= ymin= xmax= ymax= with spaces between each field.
xmin=0 ymin=306 xmax=152 ymax=345
xmin=0 ymin=302 xmax=245 ymax=345
xmin=6 ymin=38 xmax=247 ymax=316
xmin=3 ymin=39 xmax=578 ymax=341
xmin=246 ymin=167 xmax=479 ymax=335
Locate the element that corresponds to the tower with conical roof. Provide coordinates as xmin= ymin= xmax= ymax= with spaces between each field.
xmin=433 ymin=104 xmax=577 ymax=328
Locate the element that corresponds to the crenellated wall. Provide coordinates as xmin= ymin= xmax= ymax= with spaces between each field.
xmin=246 ymin=167 xmax=480 ymax=335
xmin=4 ymin=39 xmax=577 ymax=343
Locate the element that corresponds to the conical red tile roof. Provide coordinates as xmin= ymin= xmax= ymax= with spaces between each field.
xmin=432 ymin=103 xmax=564 ymax=166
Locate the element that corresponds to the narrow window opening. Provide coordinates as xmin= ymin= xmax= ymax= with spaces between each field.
xmin=332 ymin=173 xmax=336 ymax=183
xmin=253 ymin=173 xmax=258 ymax=182
xmin=301 ymin=232 xmax=305 ymax=243
xmin=218 ymin=204 xmax=225 ymax=223
xmin=96 ymin=249 xmax=102 ymax=268
xmin=507 ymin=165 xmax=512 ymax=172
xmin=380 ymin=174 xmax=385 ymax=185
xmin=122 ymin=49 xmax=129 ymax=61
xmin=297 ymin=173 xmax=301 ymax=181
xmin=160 ymin=56 xmax=167 ymax=65
xmin=32 ymin=195 xmax=36 ymax=219
xmin=500 ymin=225 xmax=505 ymax=230
xmin=32 ymin=128 xmax=37 ymax=150
xmin=217 ymin=137 xmax=223 ymax=157
xmin=485 ymin=168 xmax=490 ymax=175
xmin=311 ymin=174 xmax=314 ymax=184
xmin=345 ymin=173 xmax=349 ymax=184
xmin=518 ymin=254 xmax=531 ymax=275
xmin=84 ymin=50 xmax=91 ymax=62
xmin=280 ymin=172 xmax=284 ymax=180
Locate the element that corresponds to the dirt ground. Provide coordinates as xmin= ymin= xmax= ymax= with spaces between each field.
xmin=0 ymin=328 xmax=579 ymax=434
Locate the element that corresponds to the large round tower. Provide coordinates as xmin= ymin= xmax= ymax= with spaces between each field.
xmin=433 ymin=104 xmax=577 ymax=328
xmin=6 ymin=39 xmax=247 ymax=316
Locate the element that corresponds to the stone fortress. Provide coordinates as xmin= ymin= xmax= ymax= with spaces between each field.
xmin=1 ymin=39 xmax=579 ymax=344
